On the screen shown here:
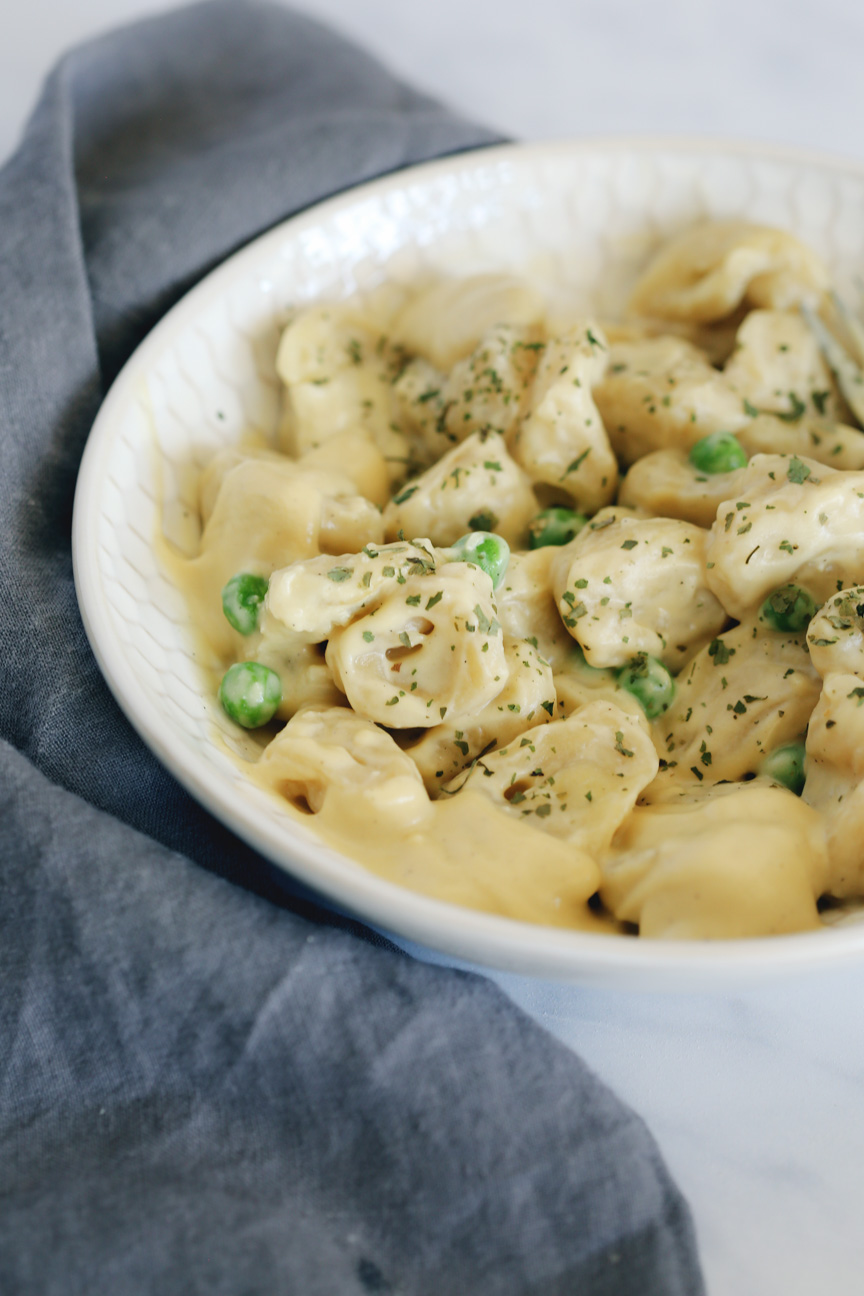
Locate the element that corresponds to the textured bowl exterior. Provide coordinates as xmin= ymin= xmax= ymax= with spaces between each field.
xmin=73 ymin=139 xmax=864 ymax=988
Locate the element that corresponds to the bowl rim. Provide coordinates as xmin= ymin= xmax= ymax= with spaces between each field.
xmin=72 ymin=135 xmax=864 ymax=986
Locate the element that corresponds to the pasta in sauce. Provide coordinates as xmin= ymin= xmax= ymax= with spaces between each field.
xmin=175 ymin=220 xmax=864 ymax=940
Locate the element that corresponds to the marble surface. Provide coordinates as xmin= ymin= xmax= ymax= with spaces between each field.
xmin=5 ymin=2 xmax=864 ymax=1293
xmin=398 ymin=938 xmax=864 ymax=1296
xmin=496 ymin=966 xmax=864 ymax=1296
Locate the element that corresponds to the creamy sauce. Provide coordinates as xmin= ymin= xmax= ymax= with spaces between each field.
xmin=162 ymin=226 xmax=864 ymax=939
xmin=300 ymin=786 xmax=614 ymax=932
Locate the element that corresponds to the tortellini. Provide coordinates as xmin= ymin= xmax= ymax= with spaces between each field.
xmin=803 ymin=679 xmax=864 ymax=898
xmin=508 ymin=326 xmax=619 ymax=512
xmin=723 ymin=309 xmax=845 ymax=423
xmin=257 ymin=705 xmax=431 ymax=830
xmin=734 ymin=413 xmax=864 ymax=472
xmin=456 ymin=702 xmax=658 ymax=855
xmin=593 ymin=335 xmax=748 ymax=466
xmin=649 ymin=621 xmax=821 ymax=792
xmin=803 ymin=589 xmax=864 ymax=897
xmin=603 ymin=782 xmax=828 ymax=939
xmin=628 ymin=221 xmax=829 ymax=323
xmin=325 ymin=563 xmax=508 ymax=728
xmin=392 ymin=356 xmax=452 ymax=468
xmin=392 ymin=325 xmax=541 ymax=469
xmin=382 ymin=430 xmax=536 ymax=547
xmin=704 ymin=454 xmax=864 ymax=617
xmin=263 ymin=538 xmax=511 ymax=728
xmin=180 ymin=218 xmax=864 ymax=942
xmin=551 ymin=510 xmax=726 ymax=670
xmin=404 ymin=638 xmax=555 ymax=793
xmin=266 ymin=539 xmax=439 ymax=640
xmin=276 ymin=304 xmax=408 ymax=480
xmin=618 ymin=448 xmax=746 ymax=528
xmin=806 ymin=586 xmax=864 ymax=678
xmin=442 ymin=324 xmax=542 ymax=444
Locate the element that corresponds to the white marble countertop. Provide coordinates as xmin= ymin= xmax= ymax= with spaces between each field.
xmin=495 ymin=964 xmax=864 ymax=1294
xmin=5 ymin=2 xmax=864 ymax=1292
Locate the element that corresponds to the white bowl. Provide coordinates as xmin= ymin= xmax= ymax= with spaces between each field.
xmin=73 ymin=138 xmax=864 ymax=989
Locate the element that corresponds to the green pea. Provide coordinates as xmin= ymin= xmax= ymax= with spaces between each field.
xmin=219 ymin=661 xmax=282 ymax=729
xmin=760 ymin=741 xmax=806 ymax=795
xmin=616 ymin=654 xmax=675 ymax=719
xmin=759 ymin=584 xmax=817 ymax=634
xmin=688 ymin=432 xmax=748 ymax=474
xmin=449 ymin=531 xmax=510 ymax=588
xmin=222 ymin=572 xmax=269 ymax=635
xmin=528 ymin=507 xmax=589 ymax=549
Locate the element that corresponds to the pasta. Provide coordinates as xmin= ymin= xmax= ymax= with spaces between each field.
xmin=175 ymin=219 xmax=864 ymax=939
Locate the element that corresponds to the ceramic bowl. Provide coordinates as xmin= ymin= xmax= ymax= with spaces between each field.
xmin=73 ymin=139 xmax=864 ymax=988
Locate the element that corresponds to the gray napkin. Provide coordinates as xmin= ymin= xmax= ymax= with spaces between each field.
xmin=0 ymin=3 xmax=705 ymax=1292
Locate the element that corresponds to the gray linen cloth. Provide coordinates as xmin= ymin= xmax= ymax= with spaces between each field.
xmin=0 ymin=3 xmax=705 ymax=1292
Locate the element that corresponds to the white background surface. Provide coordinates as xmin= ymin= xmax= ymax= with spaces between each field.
xmin=4 ymin=3 xmax=864 ymax=1294
xmin=5 ymin=0 xmax=864 ymax=165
